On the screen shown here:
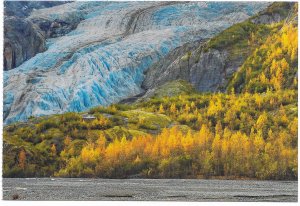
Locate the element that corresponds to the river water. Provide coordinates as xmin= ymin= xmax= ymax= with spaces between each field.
xmin=2 ymin=178 xmax=297 ymax=201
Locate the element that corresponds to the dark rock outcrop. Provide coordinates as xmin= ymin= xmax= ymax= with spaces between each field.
xmin=143 ymin=42 xmax=234 ymax=92
xmin=3 ymin=1 xmax=72 ymax=70
xmin=30 ymin=16 xmax=84 ymax=38
xmin=142 ymin=40 xmax=204 ymax=90
xmin=4 ymin=17 xmax=45 ymax=71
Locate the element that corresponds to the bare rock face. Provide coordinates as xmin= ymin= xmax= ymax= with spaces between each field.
xmin=142 ymin=43 xmax=233 ymax=92
xmin=142 ymin=40 xmax=204 ymax=90
xmin=3 ymin=1 xmax=71 ymax=71
xmin=4 ymin=17 xmax=45 ymax=71
xmin=189 ymin=49 xmax=228 ymax=92
xmin=251 ymin=13 xmax=283 ymax=24
xmin=30 ymin=16 xmax=84 ymax=38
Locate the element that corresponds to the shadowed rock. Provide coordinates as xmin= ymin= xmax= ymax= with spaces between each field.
xmin=4 ymin=17 xmax=45 ymax=71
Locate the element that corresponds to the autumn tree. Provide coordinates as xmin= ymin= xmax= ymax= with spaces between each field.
xmin=18 ymin=149 xmax=26 ymax=170
xmin=51 ymin=144 xmax=57 ymax=157
xmin=170 ymin=103 xmax=177 ymax=114
xmin=158 ymin=104 xmax=165 ymax=113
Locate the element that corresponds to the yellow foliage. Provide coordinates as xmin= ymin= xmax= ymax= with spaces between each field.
xmin=51 ymin=144 xmax=57 ymax=157
xmin=256 ymin=112 xmax=268 ymax=130
xmin=18 ymin=149 xmax=26 ymax=170
xmin=158 ymin=104 xmax=165 ymax=114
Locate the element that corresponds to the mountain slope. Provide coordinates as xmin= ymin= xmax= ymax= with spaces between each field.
xmin=3 ymin=2 xmax=269 ymax=124
xmin=228 ymin=4 xmax=298 ymax=93
xmin=143 ymin=2 xmax=295 ymax=92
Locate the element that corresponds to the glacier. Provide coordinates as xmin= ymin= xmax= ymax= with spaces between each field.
xmin=3 ymin=1 xmax=269 ymax=124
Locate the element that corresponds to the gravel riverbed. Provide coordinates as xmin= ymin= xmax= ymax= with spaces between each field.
xmin=2 ymin=178 xmax=297 ymax=201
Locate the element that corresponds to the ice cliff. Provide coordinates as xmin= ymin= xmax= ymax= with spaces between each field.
xmin=4 ymin=1 xmax=269 ymax=124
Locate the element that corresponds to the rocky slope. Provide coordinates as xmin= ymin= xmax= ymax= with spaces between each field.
xmin=143 ymin=2 xmax=295 ymax=92
xmin=4 ymin=1 xmax=269 ymax=124
xmin=4 ymin=1 xmax=69 ymax=71
xmin=4 ymin=16 xmax=45 ymax=70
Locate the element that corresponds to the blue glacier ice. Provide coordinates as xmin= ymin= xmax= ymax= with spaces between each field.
xmin=3 ymin=1 xmax=270 ymax=124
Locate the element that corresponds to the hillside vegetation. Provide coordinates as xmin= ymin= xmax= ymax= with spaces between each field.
xmin=3 ymin=3 xmax=298 ymax=180
xmin=4 ymin=88 xmax=297 ymax=179
xmin=228 ymin=23 xmax=297 ymax=93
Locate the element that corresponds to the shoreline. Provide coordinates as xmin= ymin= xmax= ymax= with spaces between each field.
xmin=3 ymin=177 xmax=298 ymax=181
